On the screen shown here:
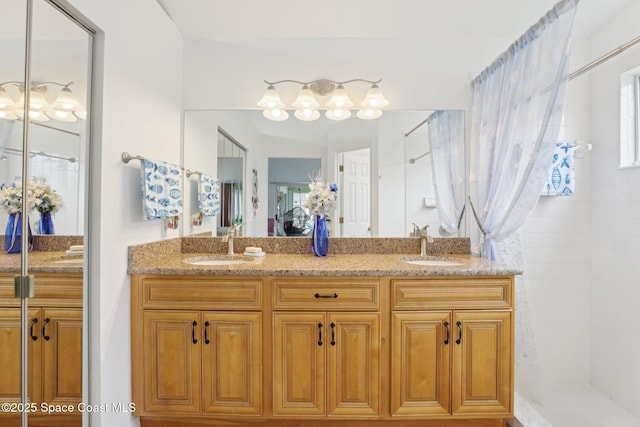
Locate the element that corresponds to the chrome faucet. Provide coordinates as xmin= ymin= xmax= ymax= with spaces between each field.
xmin=222 ymin=223 xmax=244 ymax=255
xmin=419 ymin=225 xmax=434 ymax=256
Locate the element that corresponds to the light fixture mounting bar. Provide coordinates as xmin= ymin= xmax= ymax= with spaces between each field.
xmin=264 ymin=78 xmax=382 ymax=86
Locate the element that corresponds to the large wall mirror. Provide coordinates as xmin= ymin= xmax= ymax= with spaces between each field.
xmin=0 ymin=1 xmax=92 ymax=425
xmin=1 ymin=0 xmax=91 ymax=237
xmin=182 ymin=109 xmax=465 ymax=238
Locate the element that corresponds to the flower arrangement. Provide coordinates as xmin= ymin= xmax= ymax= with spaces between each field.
xmin=31 ymin=177 xmax=63 ymax=214
xmin=0 ymin=177 xmax=62 ymax=214
xmin=304 ymin=175 xmax=338 ymax=217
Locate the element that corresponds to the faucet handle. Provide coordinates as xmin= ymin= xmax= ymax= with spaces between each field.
xmin=421 ymin=225 xmax=435 ymax=243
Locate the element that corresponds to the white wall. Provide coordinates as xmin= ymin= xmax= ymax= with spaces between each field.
xmin=64 ymin=1 xmax=183 ymax=426
xmin=588 ymin=0 xmax=640 ymax=416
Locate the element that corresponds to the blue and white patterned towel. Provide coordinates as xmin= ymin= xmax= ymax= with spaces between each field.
xmin=198 ymin=173 xmax=220 ymax=216
xmin=141 ymin=158 xmax=183 ymax=220
xmin=542 ymin=143 xmax=578 ymax=196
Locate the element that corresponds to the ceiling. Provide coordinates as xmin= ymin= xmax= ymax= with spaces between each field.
xmin=158 ymin=0 xmax=635 ymax=145
xmin=156 ymin=0 xmax=633 ymax=41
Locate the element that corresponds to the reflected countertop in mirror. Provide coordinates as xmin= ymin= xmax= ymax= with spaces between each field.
xmin=0 ymin=235 xmax=83 ymax=272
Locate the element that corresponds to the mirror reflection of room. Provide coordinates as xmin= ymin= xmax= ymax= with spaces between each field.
xmin=182 ymin=110 xmax=465 ymax=238
xmin=268 ymin=158 xmax=321 ymax=236
xmin=217 ymin=129 xmax=245 ymax=235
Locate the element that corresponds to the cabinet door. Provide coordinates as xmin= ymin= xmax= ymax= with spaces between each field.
xmin=0 ymin=308 xmax=40 ymax=404
xmin=143 ymin=310 xmax=201 ymax=413
xmin=41 ymin=308 xmax=83 ymax=406
xmin=327 ymin=312 xmax=380 ymax=417
xmin=273 ymin=312 xmax=325 ymax=416
xmin=391 ymin=311 xmax=450 ymax=416
xmin=452 ymin=310 xmax=512 ymax=415
xmin=202 ymin=311 xmax=261 ymax=416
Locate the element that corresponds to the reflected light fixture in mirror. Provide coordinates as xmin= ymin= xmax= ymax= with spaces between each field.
xmin=257 ymin=78 xmax=388 ymax=122
xmin=0 ymin=81 xmax=87 ymax=122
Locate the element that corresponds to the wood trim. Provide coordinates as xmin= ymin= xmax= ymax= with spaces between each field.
xmin=139 ymin=416 xmax=507 ymax=427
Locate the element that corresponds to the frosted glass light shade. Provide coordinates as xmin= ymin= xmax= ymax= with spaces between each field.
xmin=0 ymin=109 xmax=17 ymax=120
xmin=53 ymin=87 xmax=81 ymax=110
xmin=357 ymin=108 xmax=383 ymax=120
xmin=0 ymin=87 xmax=14 ymax=108
xmin=46 ymin=109 xmax=78 ymax=122
xmin=360 ymin=84 xmax=389 ymax=109
xmin=326 ymin=84 xmax=353 ymax=109
xmin=263 ymin=108 xmax=289 ymax=121
xmin=28 ymin=110 xmax=49 ymax=122
xmin=291 ymin=86 xmax=319 ymax=109
xmin=257 ymin=85 xmax=285 ymax=109
xmin=28 ymin=89 xmax=49 ymax=110
xmin=294 ymin=108 xmax=320 ymax=121
xmin=326 ymin=108 xmax=352 ymax=121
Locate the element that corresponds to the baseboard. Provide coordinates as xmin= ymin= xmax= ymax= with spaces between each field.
xmin=506 ymin=417 xmax=525 ymax=427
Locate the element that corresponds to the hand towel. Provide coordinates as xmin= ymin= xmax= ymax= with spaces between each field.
xmin=141 ymin=158 xmax=183 ymax=220
xmin=198 ymin=173 xmax=220 ymax=216
xmin=542 ymin=143 xmax=578 ymax=196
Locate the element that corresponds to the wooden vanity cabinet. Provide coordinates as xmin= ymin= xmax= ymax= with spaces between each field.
xmin=390 ymin=277 xmax=514 ymax=418
xmin=271 ymin=278 xmax=381 ymax=418
xmin=131 ymin=273 xmax=514 ymax=427
xmin=0 ymin=272 xmax=83 ymax=427
xmin=131 ymin=276 xmax=263 ymax=417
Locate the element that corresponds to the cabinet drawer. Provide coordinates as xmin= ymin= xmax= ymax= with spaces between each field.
xmin=0 ymin=273 xmax=82 ymax=307
xmin=392 ymin=277 xmax=512 ymax=309
xmin=142 ymin=277 xmax=262 ymax=310
xmin=273 ymin=278 xmax=379 ymax=310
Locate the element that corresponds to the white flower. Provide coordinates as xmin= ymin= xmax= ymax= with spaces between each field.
xmin=303 ymin=175 xmax=338 ymax=217
xmin=0 ymin=177 xmax=63 ymax=214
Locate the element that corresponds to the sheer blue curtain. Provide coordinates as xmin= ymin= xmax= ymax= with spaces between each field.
xmin=428 ymin=110 xmax=465 ymax=235
xmin=469 ymin=0 xmax=579 ymax=261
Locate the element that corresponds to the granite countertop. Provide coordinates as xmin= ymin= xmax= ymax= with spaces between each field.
xmin=129 ymin=252 xmax=520 ymax=277
xmin=0 ymin=251 xmax=83 ymax=273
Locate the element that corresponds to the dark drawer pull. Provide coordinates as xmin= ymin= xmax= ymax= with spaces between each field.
xmin=204 ymin=321 xmax=210 ymax=345
xmin=192 ymin=320 xmax=198 ymax=344
xmin=30 ymin=318 xmax=38 ymax=341
xmin=42 ymin=318 xmax=50 ymax=341
xmin=456 ymin=321 xmax=462 ymax=345
xmin=330 ymin=322 xmax=336 ymax=346
xmin=444 ymin=321 xmax=450 ymax=345
xmin=317 ymin=322 xmax=323 ymax=346
xmin=314 ymin=293 xmax=338 ymax=299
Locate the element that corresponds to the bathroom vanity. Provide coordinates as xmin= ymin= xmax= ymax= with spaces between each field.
xmin=129 ymin=238 xmax=519 ymax=427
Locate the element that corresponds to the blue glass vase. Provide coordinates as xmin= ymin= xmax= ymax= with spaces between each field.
xmin=311 ymin=215 xmax=329 ymax=257
xmin=4 ymin=213 xmax=33 ymax=254
xmin=38 ymin=212 xmax=55 ymax=235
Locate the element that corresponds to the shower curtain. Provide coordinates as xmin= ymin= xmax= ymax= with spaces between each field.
xmin=428 ymin=110 xmax=465 ymax=235
xmin=468 ymin=0 xmax=580 ymax=412
xmin=469 ymin=0 xmax=579 ymax=261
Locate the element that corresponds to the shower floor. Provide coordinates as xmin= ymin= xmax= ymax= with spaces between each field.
xmin=515 ymin=386 xmax=640 ymax=427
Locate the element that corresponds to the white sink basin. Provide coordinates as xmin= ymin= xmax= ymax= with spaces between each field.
xmin=400 ymin=257 xmax=464 ymax=267
xmin=183 ymin=256 xmax=254 ymax=266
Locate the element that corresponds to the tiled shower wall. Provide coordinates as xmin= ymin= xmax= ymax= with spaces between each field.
xmin=521 ymin=0 xmax=640 ymax=418
xmin=588 ymin=1 xmax=640 ymax=417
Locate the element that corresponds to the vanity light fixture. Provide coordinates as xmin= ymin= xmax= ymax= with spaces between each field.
xmin=0 ymin=81 xmax=87 ymax=123
xmin=257 ymin=78 xmax=388 ymax=122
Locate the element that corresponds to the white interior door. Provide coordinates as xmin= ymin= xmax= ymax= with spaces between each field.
xmin=339 ymin=149 xmax=370 ymax=236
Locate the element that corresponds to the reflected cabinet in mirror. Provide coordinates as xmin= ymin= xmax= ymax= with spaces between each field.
xmin=182 ymin=110 xmax=465 ymax=238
